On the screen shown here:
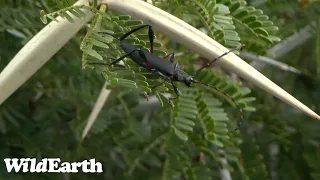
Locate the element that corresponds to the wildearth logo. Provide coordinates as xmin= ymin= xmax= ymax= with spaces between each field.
xmin=4 ymin=158 xmax=103 ymax=173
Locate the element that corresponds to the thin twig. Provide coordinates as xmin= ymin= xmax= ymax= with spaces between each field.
xmin=245 ymin=21 xmax=318 ymax=72
xmin=240 ymin=52 xmax=302 ymax=74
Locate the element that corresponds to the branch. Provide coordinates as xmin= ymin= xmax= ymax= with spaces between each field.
xmin=240 ymin=52 xmax=302 ymax=74
xmin=103 ymin=0 xmax=320 ymax=120
xmin=242 ymin=22 xmax=318 ymax=73
xmin=268 ymin=22 xmax=317 ymax=59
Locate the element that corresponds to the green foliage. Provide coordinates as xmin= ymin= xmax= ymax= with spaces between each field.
xmin=0 ymin=8 xmax=43 ymax=42
xmin=186 ymin=0 xmax=242 ymax=47
xmin=151 ymin=0 xmax=280 ymax=52
xmin=236 ymin=136 xmax=268 ymax=180
xmin=224 ymin=0 xmax=280 ymax=44
xmin=40 ymin=5 xmax=97 ymax=24
xmin=1 ymin=0 xmax=320 ymax=180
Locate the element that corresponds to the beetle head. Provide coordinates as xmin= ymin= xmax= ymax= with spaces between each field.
xmin=184 ymin=76 xmax=194 ymax=87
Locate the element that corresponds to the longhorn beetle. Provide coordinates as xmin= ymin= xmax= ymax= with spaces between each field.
xmin=90 ymin=24 xmax=245 ymax=130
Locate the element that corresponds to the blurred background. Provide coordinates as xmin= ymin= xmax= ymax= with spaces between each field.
xmin=0 ymin=0 xmax=320 ymax=179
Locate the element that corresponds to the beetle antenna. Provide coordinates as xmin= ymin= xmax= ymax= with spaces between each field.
xmin=192 ymin=79 xmax=243 ymax=130
xmin=193 ymin=44 xmax=245 ymax=77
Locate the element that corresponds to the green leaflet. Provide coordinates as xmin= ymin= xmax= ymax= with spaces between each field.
xmin=39 ymin=5 xmax=101 ymax=24
xmin=174 ymin=0 xmax=280 ymax=49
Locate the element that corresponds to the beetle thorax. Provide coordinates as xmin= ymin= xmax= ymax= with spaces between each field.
xmin=173 ymin=69 xmax=193 ymax=87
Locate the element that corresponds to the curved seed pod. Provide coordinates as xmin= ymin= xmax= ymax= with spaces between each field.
xmin=103 ymin=0 xmax=320 ymax=121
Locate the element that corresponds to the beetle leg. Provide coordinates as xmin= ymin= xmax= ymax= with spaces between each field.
xmin=173 ymin=63 xmax=179 ymax=76
xmin=108 ymin=49 xmax=139 ymax=65
xmin=161 ymin=52 xmax=175 ymax=62
xmin=137 ymin=50 xmax=152 ymax=70
xmin=169 ymin=81 xmax=180 ymax=100
xmin=148 ymin=26 xmax=154 ymax=53
xmin=169 ymin=53 xmax=175 ymax=63
xmin=168 ymin=81 xmax=180 ymax=107
xmin=143 ymin=91 xmax=150 ymax=101
xmin=167 ymin=63 xmax=181 ymax=106
xmin=161 ymin=53 xmax=176 ymax=63
xmin=169 ymin=63 xmax=180 ymax=99
xmin=150 ymin=69 xmax=159 ymax=74
xmin=151 ymin=79 xmax=167 ymax=90
xmin=107 ymin=48 xmax=150 ymax=68
xmin=161 ymin=53 xmax=172 ymax=59
xmin=119 ymin=24 xmax=154 ymax=53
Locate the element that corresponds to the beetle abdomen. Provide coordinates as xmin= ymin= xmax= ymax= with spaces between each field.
xmin=120 ymin=42 xmax=174 ymax=76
